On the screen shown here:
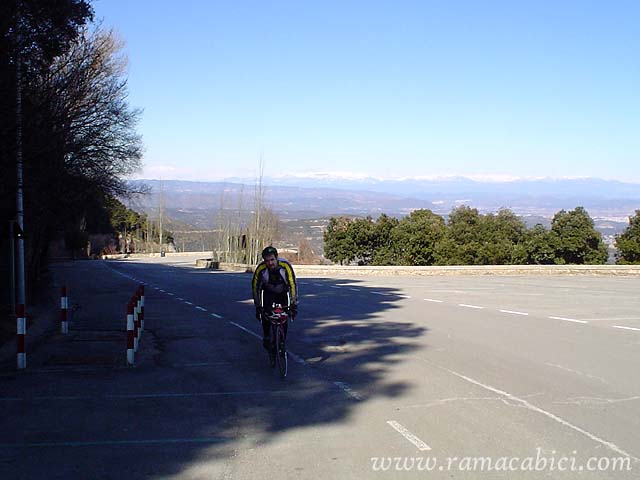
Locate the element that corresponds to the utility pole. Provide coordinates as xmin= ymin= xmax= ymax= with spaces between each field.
xmin=158 ymin=180 xmax=164 ymax=254
xmin=14 ymin=0 xmax=27 ymax=370
xmin=15 ymin=2 xmax=26 ymax=309
xmin=8 ymin=221 xmax=16 ymax=314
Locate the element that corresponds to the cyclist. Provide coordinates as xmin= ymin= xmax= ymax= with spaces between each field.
xmin=252 ymin=246 xmax=298 ymax=350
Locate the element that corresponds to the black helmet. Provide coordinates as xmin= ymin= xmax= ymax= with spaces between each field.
xmin=261 ymin=246 xmax=278 ymax=259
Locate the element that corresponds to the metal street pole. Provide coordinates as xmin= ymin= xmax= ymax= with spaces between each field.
xmin=15 ymin=3 xmax=26 ymax=308
xmin=14 ymin=1 xmax=27 ymax=371
xmin=15 ymin=4 xmax=26 ymax=309
xmin=9 ymin=221 xmax=16 ymax=314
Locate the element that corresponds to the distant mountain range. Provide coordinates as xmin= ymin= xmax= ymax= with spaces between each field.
xmin=128 ymin=176 xmax=640 ymax=223
xmin=225 ymin=173 xmax=640 ymax=199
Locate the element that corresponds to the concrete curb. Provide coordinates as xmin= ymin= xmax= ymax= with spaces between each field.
xmin=285 ymin=264 xmax=640 ymax=277
xmin=102 ymin=252 xmax=640 ymax=276
xmin=215 ymin=263 xmax=640 ymax=277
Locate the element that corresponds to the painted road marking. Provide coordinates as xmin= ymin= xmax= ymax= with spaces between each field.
xmin=431 ymin=362 xmax=639 ymax=462
xmin=459 ymin=304 xmax=483 ymax=309
xmin=334 ymin=382 xmax=363 ymax=400
xmin=184 ymin=301 xmax=193 ymax=305
xmin=581 ymin=317 xmax=640 ymax=321
xmin=167 ymin=292 xmax=174 ymax=296
xmin=549 ymin=316 xmax=588 ymax=324
xmin=159 ymin=289 xmax=166 ymax=293
xmin=229 ymin=322 xmax=306 ymax=365
xmin=330 ymin=286 xmax=341 ymax=289
xmin=211 ymin=313 xmax=223 ymax=319
xmin=229 ymin=321 xmax=260 ymax=339
xmin=545 ymin=363 xmax=607 ymax=383
xmin=349 ymin=288 xmax=361 ymax=292
xmin=195 ymin=306 xmax=207 ymax=311
xmin=499 ymin=309 xmax=529 ymax=316
xmin=289 ymin=352 xmax=306 ymax=365
xmin=399 ymin=295 xmax=412 ymax=299
xmin=177 ymin=297 xmax=184 ymax=301
xmin=372 ymin=292 xmax=390 ymax=296
xmin=424 ymin=299 xmax=443 ymax=303
xmin=386 ymin=421 xmax=431 ymax=451
xmin=613 ymin=325 xmax=640 ymax=332
xmin=0 ymin=390 xmax=296 ymax=402
xmin=0 ymin=437 xmax=230 ymax=448
xmin=176 ymin=362 xmax=231 ymax=367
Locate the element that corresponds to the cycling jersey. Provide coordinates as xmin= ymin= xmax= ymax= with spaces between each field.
xmin=252 ymin=258 xmax=298 ymax=309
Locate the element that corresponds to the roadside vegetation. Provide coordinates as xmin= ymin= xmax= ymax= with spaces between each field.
xmin=323 ymin=206 xmax=629 ymax=266
xmin=1 ymin=1 xmax=148 ymax=300
xmin=615 ymin=210 xmax=640 ymax=264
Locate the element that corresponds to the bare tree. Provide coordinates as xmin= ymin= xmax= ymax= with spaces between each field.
xmin=40 ymin=26 xmax=142 ymax=197
xmin=297 ymin=238 xmax=317 ymax=264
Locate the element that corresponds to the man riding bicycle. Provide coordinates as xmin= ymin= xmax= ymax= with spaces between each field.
xmin=252 ymin=246 xmax=298 ymax=350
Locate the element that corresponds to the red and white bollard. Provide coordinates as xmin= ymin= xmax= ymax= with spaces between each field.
xmin=17 ymin=304 xmax=26 ymax=369
xmin=139 ymin=284 xmax=145 ymax=333
xmin=135 ymin=287 xmax=141 ymax=335
xmin=131 ymin=295 xmax=139 ymax=352
xmin=60 ymin=286 xmax=69 ymax=334
xmin=126 ymin=301 xmax=135 ymax=365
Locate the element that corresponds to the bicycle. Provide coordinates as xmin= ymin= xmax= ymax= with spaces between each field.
xmin=264 ymin=303 xmax=292 ymax=378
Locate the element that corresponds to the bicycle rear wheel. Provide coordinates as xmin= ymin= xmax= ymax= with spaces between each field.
xmin=268 ymin=325 xmax=276 ymax=368
xmin=275 ymin=325 xmax=287 ymax=378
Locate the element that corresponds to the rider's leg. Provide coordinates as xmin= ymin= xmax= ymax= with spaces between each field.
xmin=261 ymin=317 xmax=271 ymax=349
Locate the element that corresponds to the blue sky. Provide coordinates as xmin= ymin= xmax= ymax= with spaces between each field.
xmin=93 ymin=0 xmax=640 ymax=182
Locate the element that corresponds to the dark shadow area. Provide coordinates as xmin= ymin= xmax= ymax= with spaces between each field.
xmin=0 ymin=259 xmax=429 ymax=479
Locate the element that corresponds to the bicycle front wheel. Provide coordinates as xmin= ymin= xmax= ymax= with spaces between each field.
xmin=275 ymin=325 xmax=287 ymax=378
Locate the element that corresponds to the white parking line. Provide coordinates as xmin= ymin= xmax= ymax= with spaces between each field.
xmin=211 ymin=313 xmax=223 ymax=319
xmin=386 ymin=421 xmax=431 ymax=451
xmin=229 ymin=321 xmax=260 ymax=339
xmin=177 ymin=297 xmax=184 ymax=301
xmin=613 ymin=325 xmax=640 ymax=332
xmin=167 ymin=293 xmax=174 ymax=296
xmin=545 ymin=363 xmax=607 ymax=383
xmin=330 ymin=286 xmax=341 ymax=289
xmin=229 ymin=322 xmax=306 ymax=365
xmin=399 ymin=295 xmax=412 ymax=299
xmin=0 ymin=390 xmax=293 ymax=402
xmin=581 ymin=317 xmax=640 ymax=322
xmin=184 ymin=301 xmax=193 ymax=305
xmin=499 ymin=309 xmax=529 ymax=316
xmin=424 ymin=299 xmax=443 ymax=303
xmin=289 ymin=352 xmax=306 ymax=365
xmin=372 ymin=292 xmax=389 ymax=296
xmin=0 ymin=437 xmax=231 ymax=448
xmin=349 ymin=288 xmax=361 ymax=292
xmin=549 ymin=316 xmax=588 ymax=324
xmin=431 ymin=362 xmax=639 ymax=462
xmin=334 ymin=382 xmax=363 ymax=400
xmin=195 ymin=306 xmax=207 ymax=311
xmin=459 ymin=304 xmax=483 ymax=309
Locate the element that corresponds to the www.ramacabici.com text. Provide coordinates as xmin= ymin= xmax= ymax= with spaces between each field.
xmin=370 ymin=448 xmax=633 ymax=473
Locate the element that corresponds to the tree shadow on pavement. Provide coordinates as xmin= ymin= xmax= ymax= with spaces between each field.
xmin=0 ymin=261 xmax=430 ymax=479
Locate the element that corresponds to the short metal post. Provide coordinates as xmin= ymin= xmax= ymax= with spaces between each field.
xmin=17 ymin=304 xmax=26 ymax=369
xmin=126 ymin=302 xmax=135 ymax=365
xmin=60 ymin=286 xmax=69 ymax=334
